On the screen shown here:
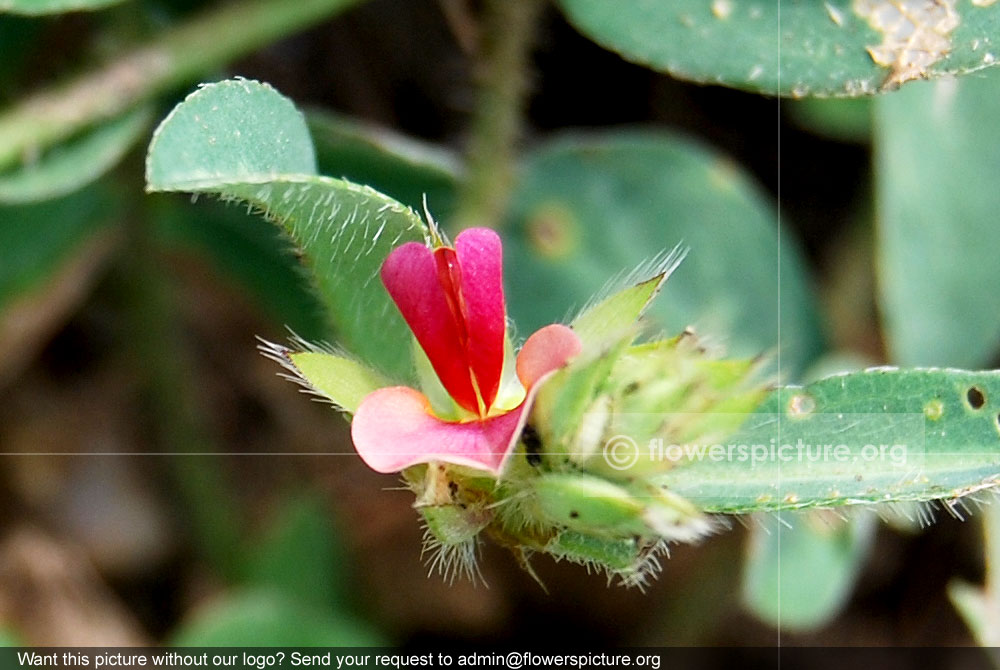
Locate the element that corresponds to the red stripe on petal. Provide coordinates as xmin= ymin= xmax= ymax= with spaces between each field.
xmin=516 ymin=324 xmax=583 ymax=388
xmin=351 ymin=387 xmax=526 ymax=474
xmin=454 ymin=228 xmax=506 ymax=409
xmin=381 ymin=242 xmax=479 ymax=413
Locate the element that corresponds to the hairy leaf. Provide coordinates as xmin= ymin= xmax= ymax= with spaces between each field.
xmin=146 ymin=79 xmax=425 ymax=379
xmin=656 ymin=367 xmax=1000 ymax=513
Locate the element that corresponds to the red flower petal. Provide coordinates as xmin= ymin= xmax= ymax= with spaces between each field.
xmin=351 ymin=323 xmax=582 ymax=475
xmin=351 ymin=386 xmax=526 ymax=474
xmin=516 ymin=324 xmax=583 ymax=387
xmin=381 ymin=241 xmax=480 ymax=413
xmin=454 ymin=228 xmax=506 ymax=409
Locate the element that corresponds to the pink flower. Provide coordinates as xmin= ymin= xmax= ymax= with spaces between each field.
xmin=351 ymin=228 xmax=581 ymax=475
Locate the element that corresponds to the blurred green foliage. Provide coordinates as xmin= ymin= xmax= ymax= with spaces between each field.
xmin=743 ymin=512 xmax=876 ymax=631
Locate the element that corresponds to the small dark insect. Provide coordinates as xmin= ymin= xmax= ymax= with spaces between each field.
xmin=522 ymin=424 xmax=543 ymax=466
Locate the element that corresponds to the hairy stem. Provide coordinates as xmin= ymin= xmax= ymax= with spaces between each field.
xmin=451 ymin=0 xmax=544 ymax=231
xmin=0 ymin=0 xmax=362 ymax=171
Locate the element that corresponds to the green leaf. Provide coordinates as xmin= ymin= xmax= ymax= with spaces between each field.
xmin=743 ymin=511 xmax=875 ymax=631
xmin=146 ymin=79 xmax=427 ymax=379
xmin=0 ymin=0 xmax=126 ymax=15
xmin=308 ymin=109 xmax=459 ymax=217
xmin=876 ymin=69 xmax=1000 ymax=368
xmin=242 ymin=494 xmax=350 ymax=611
xmin=656 ymin=367 xmax=1000 ymax=513
xmin=558 ymin=0 xmax=1000 ymax=97
xmin=0 ymin=107 xmax=150 ymax=204
xmin=504 ymin=131 xmax=822 ymax=376
xmin=169 ymin=589 xmax=384 ymax=646
xmin=146 ymin=79 xmax=317 ymax=187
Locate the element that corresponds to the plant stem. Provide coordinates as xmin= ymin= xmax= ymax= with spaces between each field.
xmin=0 ymin=0 xmax=363 ymax=171
xmin=451 ymin=0 xmax=544 ymax=231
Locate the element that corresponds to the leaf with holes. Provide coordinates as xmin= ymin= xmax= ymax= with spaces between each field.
xmin=558 ymin=0 xmax=1000 ymax=97
xmin=146 ymin=79 xmax=427 ymax=380
xmin=653 ymin=367 xmax=1000 ymax=513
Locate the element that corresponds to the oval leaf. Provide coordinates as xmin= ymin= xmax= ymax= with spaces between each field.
xmin=876 ymin=69 xmax=1000 ymax=368
xmin=504 ymin=131 xmax=822 ymax=376
xmin=743 ymin=511 xmax=875 ymax=631
xmin=558 ymin=0 xmax=1000 ymax=97
xmin=146 ymin=79 xmax=426 ymax=379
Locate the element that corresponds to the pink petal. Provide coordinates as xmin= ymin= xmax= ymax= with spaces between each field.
xmin=351 ymin=387 xmax=526 ymax=474
xmin=381 ymin=242 xmax=479 ymax=414
xmin=454 ymin=228 xmax=506 ymax=409
xmin=516 ymin=324 xmax=583 ymax=388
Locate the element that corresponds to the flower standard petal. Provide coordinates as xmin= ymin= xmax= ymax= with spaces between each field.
xmin=454 ymin=228 xmax=506 ymax=410
xmin=381 ymin=241 xmax=480 ymax=414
